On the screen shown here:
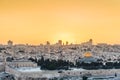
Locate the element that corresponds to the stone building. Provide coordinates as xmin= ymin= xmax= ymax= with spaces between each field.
xmin=7 ymin=40 xmax=13 ymax=47
xmin=79 ymin=52 xmax=97 ymax=63
xmin=7 ymin=60 xmax=37 ymax=68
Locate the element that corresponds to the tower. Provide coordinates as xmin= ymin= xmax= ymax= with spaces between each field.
xmin=46 ymin=41 xmax=50 ymax=45
xmin=8 ymin=40 xmax=13 ymax=47
xmin=89 ymin=39 xmax=93 ymax=45
xmin=66 ymin=41 xmax=68 ymax=45
xmin=58 ymin=40 xmax=62 ymax=45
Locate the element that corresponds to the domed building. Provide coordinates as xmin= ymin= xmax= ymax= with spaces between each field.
xmin=79 ymin=52 xmax=97 ymax=63
xmin=83 ymin=52 xmax=92 ymax=58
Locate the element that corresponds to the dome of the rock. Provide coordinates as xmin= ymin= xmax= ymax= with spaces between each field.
xmin=83 ymin=52 xmax=92 ymax=58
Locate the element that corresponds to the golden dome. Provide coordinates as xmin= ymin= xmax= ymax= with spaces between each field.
xmin=83 ymin=52 xmax=92 ymax=57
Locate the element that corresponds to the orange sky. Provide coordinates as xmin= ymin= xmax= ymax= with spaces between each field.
xmin=0 ymin=0 xmax=120 ymax=45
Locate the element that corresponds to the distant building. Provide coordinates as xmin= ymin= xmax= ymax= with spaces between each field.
xmin=89 ymin=39 xmax=93 ymax=44
xmin=81 ymin=39 xmax=93 ymax=46
xmin=79 ymin=52 xmax=97 ymax=63
xmin=7 ymin=59 xmax=37 ymax=68
xmin=45 ymin=41 xmax=50 ymax=53
xmin=66 ymin=41 xmax=69 ymax=45
xmin=46 ymin=41 xmax=50 ymax=45
xmin=7 ymin=40 xmax=13 ymax=47
xmin=58 ymin=40 xmax=62 ymax=45
xmin=83 ymin=52 xmax=93 ymax=58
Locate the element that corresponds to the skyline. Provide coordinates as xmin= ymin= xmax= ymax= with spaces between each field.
xmin=0 ymin=0 xmax=120 ymax=44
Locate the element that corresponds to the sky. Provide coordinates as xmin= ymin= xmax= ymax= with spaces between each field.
xmin=0 ymin=0 xmax=120 ymax=45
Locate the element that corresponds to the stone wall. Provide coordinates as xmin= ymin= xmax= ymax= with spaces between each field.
xmin=7 ymin=61 xmax=37 ymax=68
xmin=0 ymin=63 xmax=5 ymax=72
xmin=5 ymin=65 xmax=120 ymax=79
xmin=5 ymin=66 xmax=60 ymax=79
xmin=61 ymin=69 xmax=120 ymax=77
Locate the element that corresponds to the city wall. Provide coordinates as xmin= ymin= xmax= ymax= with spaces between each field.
xmin=5 ymin=65 xmax=120 ymax=79
xmin=5 ymin=66 xmax=60 ymax=80
xmin=61 ymin=69 xmax=120 ymax=77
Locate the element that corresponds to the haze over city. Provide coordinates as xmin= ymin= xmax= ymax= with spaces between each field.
xmin=0 ymin=0 xmax=120 ymax=44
